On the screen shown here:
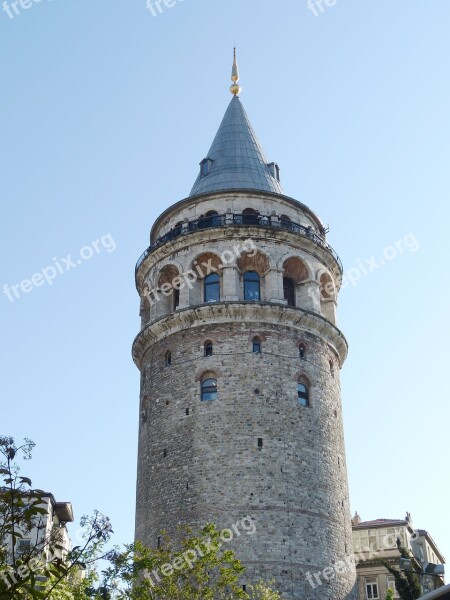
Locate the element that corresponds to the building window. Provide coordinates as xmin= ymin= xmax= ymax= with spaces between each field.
xmin=280 ymin=214 xmax=291 ymax=229
xmin=299 ymin=344 xmax=306 ymax=359
xmin=257 ymin=438 xmax=263 ymax=449
xmin=298 ymin=383 xmax=309 ymax=407
xmin=16 ymin=540 xmax=31 ymax=555
xmin=204 ymin=273 xmax=220 ymax=303
xmin=386 ymin=576 xmax=399 ymax=598
xmin=204 ymin=341 xmax=213 ymax=357
xmin=201 ymin=378 xmax=217 ymax=401
xmin=173 ymin=288 xmax=180 ymax=310
xmin=283 ymin=277 xmax=296 ymax=307
xmin=365 ymin=578 xmax=379 ymax=599
xmin=165 ymin=351 xmax=172 ymax=367
xmin=242 ymin=208 xmax=259 ymax=226
xmin=244 ymin=271 xmax=260 ymax=301
xmin=252 ymin=337 xmax=262 ymax=354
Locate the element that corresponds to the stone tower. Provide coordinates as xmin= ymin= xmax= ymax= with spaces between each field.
xmin=133 ymin=56 xmax=357 ymax=600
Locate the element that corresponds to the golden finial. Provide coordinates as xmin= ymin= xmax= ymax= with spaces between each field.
xmin=230 ymin=47 xmax=241 ymax=96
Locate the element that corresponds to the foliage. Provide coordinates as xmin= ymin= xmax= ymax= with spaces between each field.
xmin=101 ymin=524 xmax=281 ymax=600
xmin=0 ymin=436 xmax=113 ymax=600
xmin=385 ymin=588 xmax=394 ymax=600
xmin=0 ymin=437 xmax=281 ymax=599
xmin=377 ymin=539 xmax=422 ymax=600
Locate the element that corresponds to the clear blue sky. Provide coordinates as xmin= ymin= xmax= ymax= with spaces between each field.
xmin=1 ymin=0 xmax=449 ymax=564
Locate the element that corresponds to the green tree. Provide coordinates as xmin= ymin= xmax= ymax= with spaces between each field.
xmin=101 ymin=524 xmax=280 ymax=600
xmin=378 ymin=539 xmax=421 ymax=600
xmin=385 ymin=588 xmax=394 ymax=600
xmin=0 ymin=436 xmax=113 ymax=600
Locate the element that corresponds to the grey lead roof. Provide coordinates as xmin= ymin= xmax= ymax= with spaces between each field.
xmin=190 ymin=96 xmax=283 ymax=197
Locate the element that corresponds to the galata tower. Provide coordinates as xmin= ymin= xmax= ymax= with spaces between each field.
xmin=133 ymin=52 xmax=357 ymax=599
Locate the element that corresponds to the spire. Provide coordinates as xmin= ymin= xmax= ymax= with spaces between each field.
xmin=190 ymin=52 xmax=283 ymax=197
xmin=230 ymin=48 xmax=241 ymax=96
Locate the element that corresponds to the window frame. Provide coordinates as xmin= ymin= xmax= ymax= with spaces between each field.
xmin=365 ymin=578 xmax=379 ymax=600
xmin=201 ymin=378 xmax=218 ymax=402
xmin=204 ymin=273 xmax=220 ymax=303
xmin=283 ymin=276 xmax=296 ymax=307
xmin=297 ymin=382 xmax=310 ymax=407
xmin=204 ymin=342 xmax=213 ymax=357
xmin=252 ymin=337 xmax=262 ymax=354
xmin=244 ymin=271 xmax=261 ymax=302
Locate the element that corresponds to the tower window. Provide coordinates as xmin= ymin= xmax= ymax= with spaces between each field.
xmin=157 ymin=536 xmax=161 ymax=548
xmin=257 ymin=438 xmax=263 ymax=449
xmin=298 ymin=383 xmax=310 ymax=407
xmin=299 ymin=344 xmax=306 ymax=359
xmin=280 ymin=214 xmax=291 ymax=229
xmin=200 ymin=158 xmax=213 ymax=177
xmin=244 ymin=271 xmax=260 ymax=301
xmin=283 ymin=277 xmax=296 ymax=307
xmin=330 ymin=360 xmax=335 ymax=377
xmin=242 ymin=208 xmax=259 ymax=226
xmin=201 ymin=378 xmax=217 ymax=401
xmin=165 ymin=351 xmax=172 ymax=367
xmin=204 ymin=273 xmax=220 ymax=303
xmin=204 ymin=341 xmax=213 ymax=357
xmin=163 ymin=449 xmax=167 ymax=457
xmin=252 ymin=337 xmax=262 ymax=354
xmin=173 ymin=288 xmax=180 ymax=310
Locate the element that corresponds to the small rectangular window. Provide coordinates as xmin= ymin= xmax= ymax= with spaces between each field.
xmin=163 ymin=449 xmax=167 ymax=458
xmin=186 ymin=408 xmax=190 ymax=416
xmin=258 ymin=438 xmax=263 ymax=449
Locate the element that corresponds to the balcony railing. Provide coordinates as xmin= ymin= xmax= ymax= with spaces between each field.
xmin=136 ymin=213 xmax=342 ymax=273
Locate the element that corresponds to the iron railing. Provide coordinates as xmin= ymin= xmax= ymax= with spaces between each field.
xmin=136 ymin=213 xmax=342 ymax=273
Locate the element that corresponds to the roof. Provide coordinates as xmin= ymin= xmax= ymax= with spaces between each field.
xmin=190 ymin=95 xmax=283 ymax=197
xmin=353 ymin=518 xmax=407 ymax=528
xmin=420 ymin=584 xmax=450 ymax=600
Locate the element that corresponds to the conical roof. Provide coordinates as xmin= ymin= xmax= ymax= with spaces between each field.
xmin=190 ymin=96 xmax=283 ymax=197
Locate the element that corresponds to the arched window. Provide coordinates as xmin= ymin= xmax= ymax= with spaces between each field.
xmin=205 ymin=210 xmax=220 ymax=227
xmin=204 ymin=341 xmax=213 ymax=357
xmin=242 ymin=208 xmax=259 ymax=226
xmin=298 ymin=383 xmax=310 ymax=407
xmin=204 ymin=273 xmax=220 ymax=303
xmin=283 ymin=277 xmax=296 ymax=307
xmin=280 ymin=214 xmax=291 ymax=229
xmin=299 ymin=344 xmax=306 ymax=359
xmin=329 ymin=360 xmax=334 ymax=377
xmin=165 ymin=351 xmax=172 ymax=367
xmin=252 ymin=337 xmax=262 ymax=354
xmin=201 ymin=378 xmax=217 ymax=401
xmin=244 ymin=271 xmax=260 ymax=301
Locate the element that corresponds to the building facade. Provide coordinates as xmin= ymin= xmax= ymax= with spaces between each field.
xmin=352 ymin=512 xmax=446 ymax=599
xmin=134 ymin=56 xmax=357 ymax=599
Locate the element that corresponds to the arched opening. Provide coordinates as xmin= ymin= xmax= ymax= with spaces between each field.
xmin=157 ymin=264 xmax=181 ymax=318
xmin=201 ymin=378 xmax=218 ymax=401
xmin=244 ymin=271 xmax=261 ymax=301
xmin=204 ymin=273 xmax=220 ymax=303
xmin=242 ymin=208 xmax=259 ymax=226
xmin=283 ymin=277 xmax=296 ymax=307
xmin=204 ymin=210 xmax=220 ymax=228
xmin=299 ymin=344 xmax=306 ymax=360
xmin=252 ymin=337 xmax=262 ymax=354
xmin=204 ymin=341 xmax=213 ymax=357
xmin=189 ymin=252 xmax=222 ymax=306
xmin=165 ymin=351 xmax=172 ymax=367
xmin=280 ymin=214 xmax=291 ymax=229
